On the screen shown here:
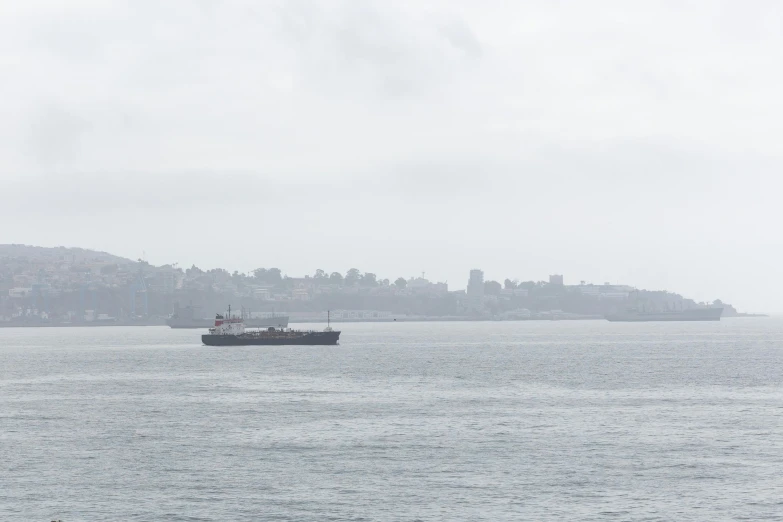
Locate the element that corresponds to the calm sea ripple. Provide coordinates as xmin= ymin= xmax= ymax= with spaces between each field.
xmin=1 ymin=319 xmax=782 ymax=521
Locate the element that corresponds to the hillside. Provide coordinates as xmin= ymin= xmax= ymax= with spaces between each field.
xmin=0 ymin=244 xmax=135 ymax=265
xmin=0 ymin=244 xmax=752 ymax=324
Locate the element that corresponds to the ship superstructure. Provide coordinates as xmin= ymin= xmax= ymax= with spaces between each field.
xmin=168 ymin=305 xmax=288 ymax=329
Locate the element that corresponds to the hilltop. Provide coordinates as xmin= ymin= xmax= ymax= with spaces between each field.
xmin=0 ymin=244 xmax=135 ymax=265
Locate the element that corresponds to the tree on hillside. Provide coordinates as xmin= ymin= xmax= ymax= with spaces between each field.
xmin=394 ymin=277 xmax=408 ymax=289
xmin=253 ymin=267 xmax=282 ymax=284
xmin=329 ymin=272 xmax=344 ymax=284
xmin=360 ymin=273 xmax=378 ymax=286
xmin=484 ymin=280 xmax=502 ymax=295
xmin=208 ymin=268 xmax=231 ymax=284
xmin=314 ymin=269 xmax=327 ymax=280
xmin=345 ymin=268 xmax=361 ymax=286
xmin=504 ymin=278 xmax=517 ymax=290
xmin=267 ymin=268 xmax=282 ymax=284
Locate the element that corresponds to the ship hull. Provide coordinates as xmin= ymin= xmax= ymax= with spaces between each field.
xmin=169 ymin=316 xmax=289 ymax=329
xmin=606 ymin=308 xmax=723 ymax=322
xmin=202 ymin=331 xmax=340 ymax=346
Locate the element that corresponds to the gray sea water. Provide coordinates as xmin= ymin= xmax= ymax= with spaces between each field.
xmin=1 ymin=319 xmax=782 ymax=521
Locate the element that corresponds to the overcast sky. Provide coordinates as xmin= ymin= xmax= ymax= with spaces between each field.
xmin=2 ymin=1 xmax=782 ymax=311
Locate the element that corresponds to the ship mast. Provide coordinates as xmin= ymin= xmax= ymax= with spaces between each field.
xmin=325 ymin=309 xmax=332 ymax=332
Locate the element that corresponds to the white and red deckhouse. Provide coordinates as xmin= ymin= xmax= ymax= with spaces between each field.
xmin=209 ymin=310 xmax=245 ymax=336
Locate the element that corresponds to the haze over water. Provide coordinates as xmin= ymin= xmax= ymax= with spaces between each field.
xmin=2 ymin=319 xmax=782 ymax=520
xmin=5 ymin=1 xmax=783 ymax=312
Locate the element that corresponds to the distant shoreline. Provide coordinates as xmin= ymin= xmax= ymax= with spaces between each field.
xmin=0 ymin=313 xmax=770 ymax=328
xmin=289 ymin=316 xmax=606 ymax=323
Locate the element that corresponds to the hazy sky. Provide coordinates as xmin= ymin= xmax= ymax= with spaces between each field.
xmin=2 ymin=1 xmax=782 ymax=311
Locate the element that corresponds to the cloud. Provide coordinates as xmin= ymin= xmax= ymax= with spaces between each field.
xmin=2 ymin=0 xmax=783 ymax=310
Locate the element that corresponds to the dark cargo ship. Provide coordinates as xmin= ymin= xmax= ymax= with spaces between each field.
xmin=202 ymin=309 xmax=340 ymax=346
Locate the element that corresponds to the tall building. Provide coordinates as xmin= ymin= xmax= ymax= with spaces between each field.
xmin=467 ymin=269 xmax=484 ymax=297
xmin=549 ymin=274 xmax=564 ymax=286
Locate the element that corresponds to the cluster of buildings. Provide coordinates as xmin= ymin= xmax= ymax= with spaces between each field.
xmin=2 ymin=244 xmax=664 ymax=324
xmin=274 ymin=276 xmax=448 ymax=301
xmin=455 ymin=269 xmax=639 ymax=318
xmin=180 ymin=267 xmax=451 ymax=303
xmin=463 ymin=269 xmax=633 ymax=300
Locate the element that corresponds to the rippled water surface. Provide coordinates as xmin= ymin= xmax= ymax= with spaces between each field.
xmin=2 ymin=319 xmax=783 ymax=521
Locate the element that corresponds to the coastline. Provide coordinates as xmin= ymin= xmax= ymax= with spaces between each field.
xmin=0 ymin=313 xmax=770 ymax=328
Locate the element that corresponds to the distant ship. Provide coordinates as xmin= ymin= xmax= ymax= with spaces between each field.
xmin=167 ymin=305 xmax=288 ymax=329
xmin=202 ymin=308 xmax=339 ymax=346
xmin=606 ymin=307 xmax=723 ymax=322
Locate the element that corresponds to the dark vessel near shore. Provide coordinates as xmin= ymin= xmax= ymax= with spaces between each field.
xmin=168 ymin=305 xmax=288 ymax=329
xmin=606 ymin=307 xmax=723 ymax=322
xmin=202 ymin=308 xmax=340 ymax=346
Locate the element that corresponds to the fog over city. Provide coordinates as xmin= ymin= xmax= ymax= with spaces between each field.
xmin=2 ymin=1 xmax=782 ymax=312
